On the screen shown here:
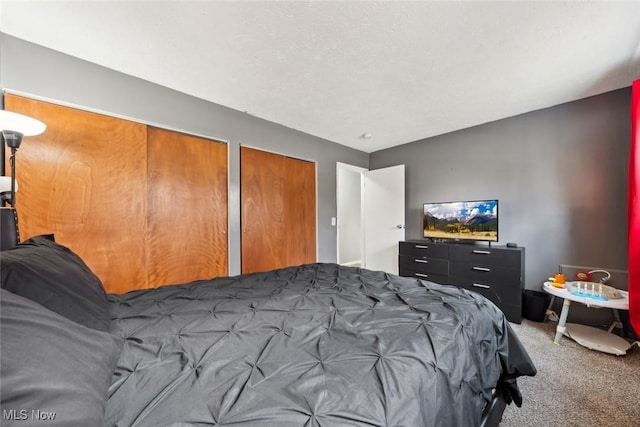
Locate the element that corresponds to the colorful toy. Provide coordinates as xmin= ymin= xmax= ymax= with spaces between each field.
xmin=548 ymin=273 xmax=566 ymax=288
xmin=568 ymin=281 xmax=608 ymax=301
xmin=575 ymin=271 xmax=591 ymax=281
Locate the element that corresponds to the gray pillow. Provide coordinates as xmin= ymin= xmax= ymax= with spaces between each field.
xmin=1 ymin=234 xmax=111 ymax=331
xmin=0 ymin=289 xmax=122 ymax=426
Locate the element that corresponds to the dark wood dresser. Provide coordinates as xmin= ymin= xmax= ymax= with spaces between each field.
xmin=399 ymin=240 xmax=524 ymax=323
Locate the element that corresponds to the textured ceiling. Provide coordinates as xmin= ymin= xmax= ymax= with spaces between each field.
xmin=2 ymin=1 xmax=640 ymax=153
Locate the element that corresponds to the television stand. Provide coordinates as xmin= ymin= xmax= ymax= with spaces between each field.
xmin=398 ymin=240 xmax=524 ymax=323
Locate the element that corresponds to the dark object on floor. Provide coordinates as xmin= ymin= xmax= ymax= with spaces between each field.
xmin=523 ymin=289 xmax=550 ymax=322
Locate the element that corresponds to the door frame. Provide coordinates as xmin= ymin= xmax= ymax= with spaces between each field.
xmin=336 ymin=162 xmax=367 ymax=266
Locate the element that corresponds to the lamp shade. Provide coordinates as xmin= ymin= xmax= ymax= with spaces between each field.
xmin=0 ymin=176 xmax=17 ymax=194
xmin=0 ymin=110 xmax=46 ymax=136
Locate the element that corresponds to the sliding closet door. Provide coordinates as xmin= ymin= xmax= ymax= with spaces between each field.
xmin=147 ymin=127 xmax=228 ymax=287
xmin=4 ymin=94 xmax=229 ymax=293
xmin=241 ymin=147 xmax=286 ymax=273
xmin=285 ymin=156 xmax=316 ymax=266
xmin=240 ymin=146 xmax=316 ymax=274
xmin=4 ymin=94 xmax=148 ymax=292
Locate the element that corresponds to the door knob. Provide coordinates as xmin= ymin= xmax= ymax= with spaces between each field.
xmin=396 ymin=224 xmax=405 ymax=229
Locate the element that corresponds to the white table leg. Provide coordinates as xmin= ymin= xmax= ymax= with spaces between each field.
xmin=554 ymin=299 xmax=571 ymax=344
xmin=545 ymin=295 xmax=559 ymax=321
xmin=608 ymin=309 xmax=623 ymax=333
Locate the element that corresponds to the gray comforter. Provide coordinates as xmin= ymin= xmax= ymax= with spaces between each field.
xmin=105 ymin=263 xmax=535 ymax=426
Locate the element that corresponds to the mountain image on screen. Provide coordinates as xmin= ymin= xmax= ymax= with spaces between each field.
xmin=423 ymin=200 xmax=498 ymax=241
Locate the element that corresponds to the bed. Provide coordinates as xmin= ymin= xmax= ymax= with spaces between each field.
xmin=1 ymin=235 xmax=536 ymax=426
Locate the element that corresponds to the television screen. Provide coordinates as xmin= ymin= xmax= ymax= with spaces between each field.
xmin=423 ymin=199 xmax=498 ymax=242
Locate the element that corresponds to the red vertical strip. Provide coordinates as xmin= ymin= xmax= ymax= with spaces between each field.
xmin=629 ymin=80 xmax=640 ymax=335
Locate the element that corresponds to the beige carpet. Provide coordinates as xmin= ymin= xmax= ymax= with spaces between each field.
xmin=500 ymin=319 xmax=640 ymax=426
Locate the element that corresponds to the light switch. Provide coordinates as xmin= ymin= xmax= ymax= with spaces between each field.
xmin=331 ymin=217 xmax=336 ymax=226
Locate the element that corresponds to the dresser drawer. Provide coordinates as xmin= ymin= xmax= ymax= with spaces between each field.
xmin=400 ymin=268 xmax=449 ymax=284
xmin=454 ymin=277 xmax=522 ymax=306
xmin=448 ymin=244 xmax=521 ymax=267
xmin=399 ymin=255 xmax=449 ymax=276
xmin=399 ymin=241 xmax=449 ymax=259
xmin=462 ymin=284 xmax=522 ymax=323
xmin=449 ymin=261 xmax=521 ymax=286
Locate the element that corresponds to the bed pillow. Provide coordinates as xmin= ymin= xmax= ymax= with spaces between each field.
xmin=0 ymin=289 xmax=122 ymax=426
xmin=0 ymin=234 xmax=110 ymax=331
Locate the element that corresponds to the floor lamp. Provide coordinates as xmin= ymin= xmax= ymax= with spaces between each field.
xmin=0 ymin=110 xmax=46 ymax=249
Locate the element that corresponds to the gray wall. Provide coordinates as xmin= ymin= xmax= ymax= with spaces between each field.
xmin=371 ymin=88 xmax=631 ymax=294
xmin=0 ymin=34 xmax=369 ymax=275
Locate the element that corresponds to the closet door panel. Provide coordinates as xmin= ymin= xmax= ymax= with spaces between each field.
xmin=285 ymin=157 xmax=316 ymax=265
xmin=240 ymin=146 xmax=316 ymax=274
xmin=240 ymin=147 xmax=286 ymax=274
xmin=147 ymin=127 xmax=228 ymax=287
xmin=4 ymin=94 xmax=148 ymax=293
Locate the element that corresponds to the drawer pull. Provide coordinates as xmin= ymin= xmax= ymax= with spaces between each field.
xmin=472 ymin=250 xmax=491 ymax=254
xmin=415 ymin=259 xmax=429 ymax=264
xmin=472 ymin=283 xmax=491 ymax=289
xmin=415 ymin=245 xmax=429 ymax=249
xmin=415 ymin=273 xmax=429 ymax=278
xmin=472 ymin=266 xmax=491 ymax=272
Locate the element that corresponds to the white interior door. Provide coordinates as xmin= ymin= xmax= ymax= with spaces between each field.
xmin=363 ymin=165 xmax=405 ymax=274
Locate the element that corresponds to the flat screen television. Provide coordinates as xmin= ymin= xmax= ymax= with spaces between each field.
xmin=423 ymin=199 xmax=498 ymax=242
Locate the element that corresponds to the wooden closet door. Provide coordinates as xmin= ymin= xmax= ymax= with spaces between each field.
xmin=284 ymin=156 xmax=316 ymax=266
xmin=240 ymin=147 xmax=286 ymax=274
xmin=146 ymin=127 xmax=228 ymax=287
xmin=4 ymin=94 xmax=148 ymax=293
xmin=4 ymin=95 xmax=230 ymax=293
xmin=240 ymin=146 xmax=316 ymax=274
